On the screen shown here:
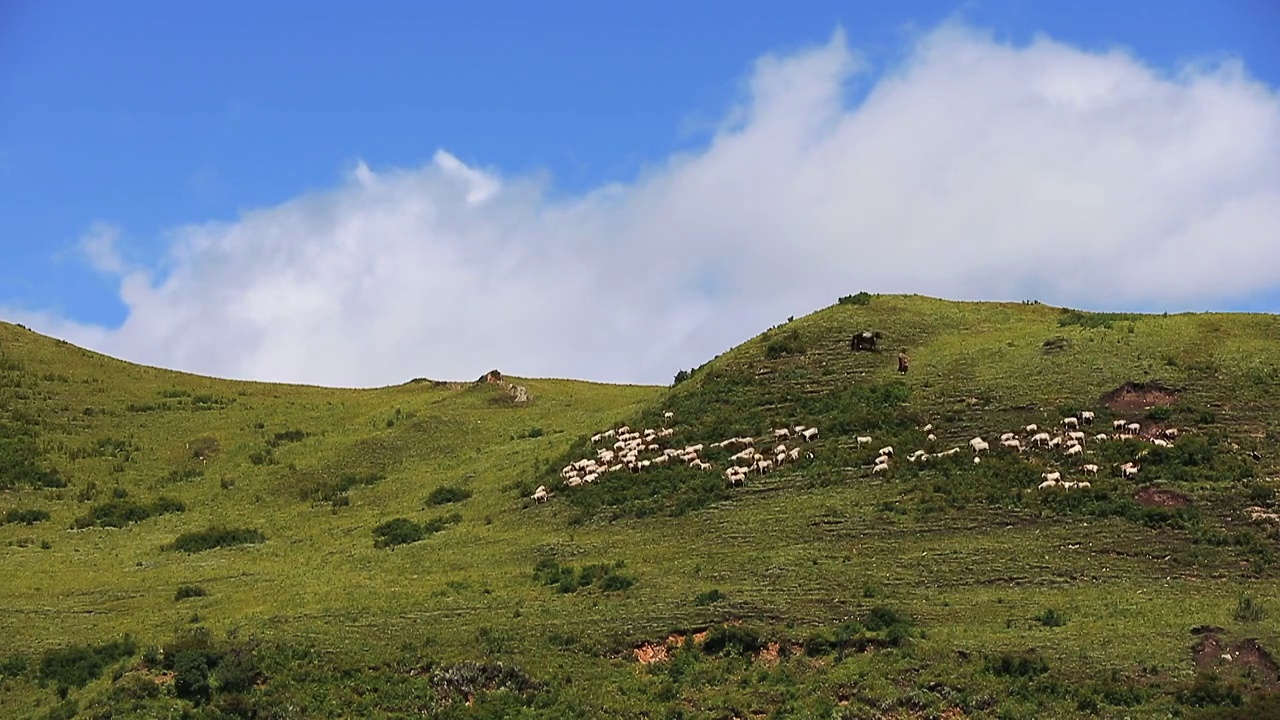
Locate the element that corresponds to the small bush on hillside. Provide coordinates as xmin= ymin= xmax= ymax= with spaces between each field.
xmin=1058 ymin=309 xmax=1140 ymax=329
xmin=427 ymin=485 xmax=473 ymax=506
xmin=189 ymin=435 xmax=219 ymax=460
xmin=701 ymin=625 xmax=763 ymax=657
xmin=0 ymin=419 xmax=65 ymax=490
xmin=672 ymin=369 xmax=691 ymax=387
xmin=803 ymin=607 xmax=916 ymax=657
xmin=164 ymin=467 xmax=204 ymax=484
xmin=985 ymin=651 xmax=1050 ymax=678
xmin=268 ymin=429 xmax=307 ymax=447
xmin=167 ymin=527 xmax=265 ymax=553
xmin=838 ymin=292 xmax=872 ymax=306
xmin=764 ymin=329 xmax=807 ymax=359
xmin=175 ymin=585 xmax=208 ymax=601
xmin=694 ymin=588 xmax=725 ymax=606
xmin=303 ymin=471 xmax=384 ymax=505
xmin=1036 ymin=608 xmax=1068 ymax=627
xmin=532 ymin=558 xmax=635 ymax=594
xmin=0 ymin=654 xmax=29 ymax=678
xmin=72 ymin=497 xmax=185 ymax=529
xmin=155 ymin=628 xmax=262 ymax=706
xmin=2 ymin=508 xmax=50 ymax=525
xmin=372 ymin=513 xmax=462 ymax=549
xmin=37 ymin=637 xmax=137 ymax=691
xmin=1233 ymin=595 xmax=1265 ymax=623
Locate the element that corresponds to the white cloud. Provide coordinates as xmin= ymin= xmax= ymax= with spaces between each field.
xmin=76 ymin=222 xmax=128 ymax=275
xmin=13 ymin=23 xmax=1280 ymax=387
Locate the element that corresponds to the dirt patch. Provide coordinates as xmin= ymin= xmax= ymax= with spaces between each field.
xmin=1102 ymin=381 xmax=1180 ymax=414
xmin=1193 ymin=634 xmax=1280 ymax=686
xmin=634 ymin=643 xmax=670 ymax=665
xmin=756 ymin=642 xmax=781 ymax=666
xmin=692 ymin=630 xmax=710 ymax=644
xmin=1133 ymin=485 xmax=1191 ymax=508
xmin=1246 ymin=506 xmax=1280 ymax=523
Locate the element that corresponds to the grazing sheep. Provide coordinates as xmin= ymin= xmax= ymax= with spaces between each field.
xmin=1000 ymin=432 xmax=1017 ymax=442
xmin=583 ymin=472 xmax=600 ymax=483
xmin=857 ymin=436 xmax=873 ymax=446
xmin=1082 ymin=464 xmax=1099 ymax=475
xmin=1048 ymin=436 xmax=1063 ymax=449
xmin=793 ymin=425 xmax=807 ymax=433
xmin=591 ymin=433 xmax=603 ymax=444
xmin=1062 ymin=417 xmax=1079 ymax=429
xmin=773 ymin=428 xmax=791 ymax=438
xmin=565 ymin=477 xmax=584 ymax=487
xmin=1094 ymin=433 xmax=1109 ymax=442
xmin=1001 ymin=439 xmax=1022 ymax=451
xmin=1164 ymin=428 xmax=1179 ymax=438
xmin=1030 ymin=432 xmax=1052 ymax=447
xmin=1062 ymin=481 xmax=1079 ymax=490
xmin=927 ymin=433 xmax=938 ymax=442
xmin=663 ymin=411 xmax=674 ymax=420
xmin=658 ymin=428 xmax=675 ymax=438
xmin=802 ymin=427 xmax=819 ymax=441
xmin=1025 ymin=424 xmax=1039 ymax=434
xmin=617 ymin=426 xmax=631 ymax=435
xmin=1120 ymin=463 xmax=1141 ymax=478
xmin=872 ymin=463 xmax=889 ymax=474
xmin=788 ymin=448 xmax=801 ymax=461
xmin=1080 ymin=411 xmax=1095 ymax=425
xmin=1113 ymin=419 xmax=1127 ymax=430
xmin=1065 ymin=445 xmax=1083 ymax=456
xmin=971 ymin=440 xmax=990 ymax=454
xmin=603 ymin=429 xmax=616 ymax=439
xmin=875 ymin=454 xmax=890 ymax=466
xmin=922 ymin=423 xmax=934 ymax=432
xmin=755 ymin=460 xmax=774 ymax=475
xmin=1038 ymin=479 xmax=1059 ymax=490
xmin=1152 ymin=438 xmax=1171 ymax=448
xmin=652 ymin=455 xmax=669 ymax=465
xmin=773 ymin=443 xmax=788 ymax=454
xmin=878 ymin=446 xmax=895 ymax=457
xmin=685 ymin=444 xmax=705 ymax=454
xmin=973 ymin=456 xmax=982 ymax=465
xmin=533 ymin=487 xmax=550 ymax=502
xmin=1068 ymin=431 xmax=1086 ymax=442
xmin=969 ymin=436 xmax=986 ymax=447
xmin=1076 ymin=481 xmax=1092 ymax=489
xmin=1126 ymin=422 xmax=1141 ymax=434
xmin=1041 ymin=471 xmax=1062 ymax=483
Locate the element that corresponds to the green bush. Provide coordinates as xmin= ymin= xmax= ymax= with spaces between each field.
xmin=1 ymin=508 xmax=50 ymax=525
xmin=372 ymin=513 xmax=462 ymax=549
xmin=985 ymin=651 xmax=1050 ymax=678
xmin=175 ymin=585 xmax=208 ymax=601
xmin=1036 ymin=608 xmax=1068 ymax=627
xmin=532 ymin=558 xmax=635 ymax=594
xmin=764 ymin=329 xmax=807 ymax=359
xmin=0 ymin=417 xmax=65 ymax=490
xmin=0 ymin=654 xmax=28 ymax=678
xmin=838 ymin=292 xmax=872 ymax=306
xmin=168 ymin=527 xmax=265 ymax=553
xmin=700 ymin=625 xmax=763 ymax=657
xmin=694 ymin=588 xmax=725 ymax=606
xmin=303 ymin=471 xmax=384 ymax=505
xmin=72 ymin=497 xmax=185 ymax=529
xmin=1233 ymin=595 xmax=1265 ymax=623
xmin=268 ymin=429 xmax=307 ymax=447
xmin=427 ymin=485 xmax=473 ymax=506
xmin=37 ymin=637 xmax=137 ymax=690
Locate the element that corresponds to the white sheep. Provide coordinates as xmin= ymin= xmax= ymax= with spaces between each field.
xmin=1062 ymin=417 xmax=1079 ymax=429
xmin=1076 ymin=481 xmax=1092 ymax=489
xmin=793 ymin=425 xmax=807 ymax=433
xmin=1000 ymin=432 xmax=1016 ymax=442
xmin=1025 ymin=424 xmax=1039 ymax=433
xmin=927 ymin=433 xmax=937 ymax=442
xmin=663 ymin=411 xmax=674 ymax=419
xmin=603 ymin=429 xmax=616 ymax=439
xmin=685 ymin=444 xmax=704 ymax=454
xmin=1112 ymin=419 xmax=1126 ymax=430
xmin=872 ymin=463 xmax=889 ymax=474
xmin=801 ymin=427 xmax=819 ymax=441
xmin=972 ymin=440 xmax=990 ymax=454
xmin=1120 ymin=463 xmax=1141 ymax=478
xmin=878 ymin=446 xmax=895 ymax=457
xmin=1048 ymin=436 xmax=1063 ymax=449
xmin=875 ymin=454 xmax=890 ymax=466
xmin=591 ymin=433 xmax=602 ymax=444
xmin=1065 ymin=445 xmax=1083 ymax=456
xmin=1030 ymin=432 xmax=1052 ymax=447
xmin=533 ymin=487 xmax=550 ymax=502
xmin=1082 ymin=464 xmax=1099 ymax=475
xmin=1152 ymin=438 xmax=1170 ymax=448
xmin=1094 ymin=433 xmax=1109 ymax=442
xmin=969 ymin=436 xmax=986 ymax=447
xmin=773 ymin=428 xmax=791 ymax=438
xmin=1001 ymin=439 xmax=1022 ymax=451
xmin=1041 ymin=471 xmax=1062 ymax=483
xmin=755 ymin=459 xmax=774 ymax=474
xmin=788 ymin=448 xmax=801 ymax=461
xmin=1038 ymin=479 xmax=1059 ymax=490
xmin=856 ymin=436 xmax=872 ymax=446
xmin=583 ymin=472 xmax=599 ymax=483
xmin=1164 ymin=428 xmax=1179 ymax=438
xmin=652 ymin=455 xmax=669 ymax=465
xmin=1126 ymin=422 xmax=1141 ymax=434
xmin=1067 ymin=431 xmax=1086 ymax=442
xmin=1080 ymin=411 xmax=1095 ymax=425
xmin=922 ymin=423 xmax=934 ymax=432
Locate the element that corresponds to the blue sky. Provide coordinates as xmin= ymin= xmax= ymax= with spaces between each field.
xmin=2 ymin=1 xmax=1279 ymax=385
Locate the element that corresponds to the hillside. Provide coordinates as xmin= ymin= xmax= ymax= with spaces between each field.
xmin=2 ymin=294 xmax=1279 ymax=719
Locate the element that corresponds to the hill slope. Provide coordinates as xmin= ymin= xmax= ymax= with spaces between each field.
xmin=2 ymin=295 xmax=1279 ymax=718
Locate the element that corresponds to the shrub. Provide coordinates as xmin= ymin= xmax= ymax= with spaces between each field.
xmin=164 ymin=468 xmax=204 ymax=484
xmin=37 ymin=637 xmax=137 ymax=690
xmin=303 ymin=471 xmax=384 ymax=505
xmin=268 ymin=429 xmax=307 ymax=447
xmin=838 ymin=292 xmax=872 ymax=306
xmin=1 ymin=508 xmax=50 ymax=525
xmin=72 ymin=497 xmax=185 ymax=529
xmin=764 ymin=329 xmax=807 ymax=359
xmin=701 ymin=625 xmax=763 ymax=657
xmin=694 ymin=589 xmax=725 ymax=606
xmin=1233 ymin=595 xmax=1265 ymax=623
xmin=1036 ymin=608 xmax=1068 ymax=627
xmin=189 ymin=435 xmax=220 ymax=460
xmin=175 ymin=585 xmax=209 ymax=601
xmin=532 ymin=558 xmax=635 ymax=594
xmin=672 ymin=369 xmax=691 ymax=387
xmin=168 ymin=527 xmax=265 ymax=553
xmin=427 ymin=485 xmax=473 ymax=506
xmin=985 ymin=651 xmax=1050 ymax=678
xmin=0 ymin=654 xmax=28 ymax=678
xmin=372 ymin=514 xmax=464 ymax=549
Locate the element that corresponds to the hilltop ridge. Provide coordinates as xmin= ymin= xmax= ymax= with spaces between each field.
xmin=2 ymin=295 xmax=1279 ymax=718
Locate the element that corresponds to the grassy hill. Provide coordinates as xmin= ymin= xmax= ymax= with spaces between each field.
xmin=1 ymin=294 xmax=1278 ymax=718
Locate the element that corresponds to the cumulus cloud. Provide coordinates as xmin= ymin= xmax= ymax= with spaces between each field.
xmin=13 ymin=23 xmax=1280 ymax=387
xmin=77 ymin=222 xmax=129 ymax=275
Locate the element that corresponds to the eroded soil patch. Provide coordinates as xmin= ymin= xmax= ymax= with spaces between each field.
xmin=1193 ymin=634 xmax=1280 ymax=687
xmin=1134 ymin=485 xmax=1191 ymax=508
xmin=1102 ymin=381 xmax=1180 ymax=413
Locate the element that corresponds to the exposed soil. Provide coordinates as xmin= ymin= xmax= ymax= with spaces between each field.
xmin=1192 ymin=634 xmax=1280 ymax=686
xmin=757 ymin=642 xmax=782 ymax=666
xmin=1102 ymin=381 xmax=1180 ymax=414
xmin=1134 ymin=485 xmax=1191 ymax=508
xmin=633 ymin=643 xmax=670 ymax=665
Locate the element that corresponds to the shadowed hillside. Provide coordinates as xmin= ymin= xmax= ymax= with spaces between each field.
xmin=2 ymin=295 xmax=1278 ymax=718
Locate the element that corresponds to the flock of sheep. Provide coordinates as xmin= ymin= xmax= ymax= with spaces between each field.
xmin=530 ymin=405 xmax=1183 ymax=504
xmin=874 ymin=410 xmax=1181 ymax=492
xmin=531 ymin=411 xmax=820 ymax=503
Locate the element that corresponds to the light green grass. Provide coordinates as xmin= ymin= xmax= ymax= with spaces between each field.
xmin=1 ymin=295 xmax=1278 ymax=718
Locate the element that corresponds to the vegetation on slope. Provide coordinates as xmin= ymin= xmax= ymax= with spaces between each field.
xmin=1 ymin=295 xmax=1279 ymax=717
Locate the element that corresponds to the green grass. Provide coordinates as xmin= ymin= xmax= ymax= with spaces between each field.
xmin=1 ymin=295 xmax=1279 ymax=717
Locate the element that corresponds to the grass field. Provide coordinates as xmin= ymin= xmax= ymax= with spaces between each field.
xmin=1 ymin=294 xmax=1278 ymax=718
